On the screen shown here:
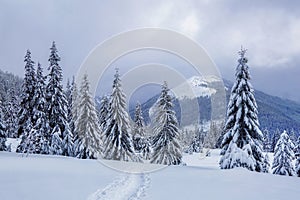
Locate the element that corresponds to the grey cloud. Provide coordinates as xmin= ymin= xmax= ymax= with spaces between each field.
xmin=0 ymin=0 xmax=299 ymax=102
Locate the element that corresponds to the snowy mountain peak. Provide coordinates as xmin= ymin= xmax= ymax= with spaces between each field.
xmin=188 ymin=75 xmax=221 ymax=87
xmin=172 ymin=75 xmax=221 ymax=99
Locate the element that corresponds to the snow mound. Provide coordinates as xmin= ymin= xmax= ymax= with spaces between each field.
xmin=5 ymin=138 xmax=21 ymax=152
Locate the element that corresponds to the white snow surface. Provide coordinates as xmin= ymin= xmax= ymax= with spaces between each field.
xmin=87 ymin=173 xmax=150 ymax=200
xmin=1 ymin=149 xmax=300 ymax=200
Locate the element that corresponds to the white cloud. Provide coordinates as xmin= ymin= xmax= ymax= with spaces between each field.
xmin=180 ymin=12 xmax=200 ymax=37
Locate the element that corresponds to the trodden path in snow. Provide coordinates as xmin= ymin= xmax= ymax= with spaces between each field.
xmin=87 ymin=173 xmax=151 ymax=200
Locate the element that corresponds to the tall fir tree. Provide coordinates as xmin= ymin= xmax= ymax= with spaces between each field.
xmin=220 ymin=48 xmax=264 ymax=172
xmin=151 ymin=81 xmax=182 ymax=165
xmin=17 ymin=50 xmax=36 ymax=153
xmin=24 ymin=63 xmax=50 ymax=154
xmin=103 ymin=69 xmax=136 ymax=161
xmin=132 ymin=102 xmax=151 ymax=159
xmin=62 ymin=78 xmax=74 ymax=157
xmin=272 ymin=131 xmax=295 ymax=176
xmin=17 ymin=50 xmax=36 ymax=138
xmin=74 ymin=74 xmax=102 ymax=159
xmin=46 ymin=42 xmax=72 ymax=156
xmin=0 ymin=100 xmax=7 ymax=151
xmin=71 ymin=80 xmax=80 ymax=156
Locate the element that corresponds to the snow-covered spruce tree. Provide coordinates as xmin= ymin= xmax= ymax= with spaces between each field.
xmin=61 ymin=119 xmax=73 ymax=155
xmin=71 ymin=81 xmax=80 ymax=156
xmin=50 ymin=125 xmax=63 ymax=155
xmin=262 ymin=153 xmax=270 ymax=173
xmin=17 ymin=50 xmax=36 ymax=153
xmin=24 ymin=63 xmax=50 ymax=154
xmin=132 ymin=102 xmax=152 ymax=159
xmin=271 ymin=128 xmax=281 ymax=152
xmin=103 ymin=69 xmax=137 ymax=161
xmin=272 ymin=131 xmax=295 ymax=176
xmin=141 ymin=136 xmax=152 ymax=160
xmin=220 ymin=48 xmax=264 ymax=172
xmin=189 ymin=125 xmax=204 ymax=153
xmin=62 ymin=77 xmax=75 ymax=157
xmin=46 ymin=42 xmax=73 ymax=156
xmin=132 ymin=102 xmax=145 ymax=152
xmin=262 ymin=128 xmax=270 ymax=152
xmin=65 ymin=77 xmax=76 ymax=133
xmin=98 ymin=95 xmax=109 ymax=131
xmin=5 ymin=88 xmax=19 ymax=138
xmin=151 ymin=81 xmax=182 ymax=165
xmin=0 ymin=101 xmax=7 ymax=151
xmin=21 ymin=121 xmax=34 ymax=154
xmin=17 ymin=50 xmax=36 ymax=138
xmin=204 ymin=121 xmax=219 ymax=148
xmin=74 ymin=74 xmax=102 ymax=159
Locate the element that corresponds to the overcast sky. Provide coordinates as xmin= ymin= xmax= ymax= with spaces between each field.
xmin=1 ymin=0 xmax=300 ymax=102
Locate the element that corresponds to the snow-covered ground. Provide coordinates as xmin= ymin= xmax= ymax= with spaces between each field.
xmin=1 ymin=150 xmax=300 ymax=200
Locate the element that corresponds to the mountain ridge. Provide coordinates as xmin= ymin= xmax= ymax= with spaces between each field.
xmin=127 ymin=77 xmax=300 ymax=135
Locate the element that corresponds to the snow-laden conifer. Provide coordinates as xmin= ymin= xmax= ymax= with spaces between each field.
xmin=262 ymin=128 xmax=270 ymax=152
xmin=271 ymin=128 xmax=281 ymax=152
xmin=262 ymin=153 xmax=270 ymax=173
xmin=220 ymin=48 xmax=264 ymax=172
xmin=71 ymin=81 xmax=80 ymax=156
xmin=50 ymin=125 xmax=63 ymax=155
xmin=151 ymin=81 xmax=182 ymax=165
xmin=46 ymin=42 xmax=72 ymax=156
xmin=103 ymin=69 xmax=136 ymax=161
xmin=17 ymin=50 xmax=35 ymax=138
xmin=74 ymin=74 xmax=102 ymax=159
xmin=28 ymin=63 xmax=50 ymax=154
xmin=4 ymin=88 xmax=19 ymax=138
xmin=132 ymin=102 xmax=145 ymax=152
xmin=272 ymin=131 xmax=295 ymax=176
xmin=17 ymin=50 xmax=36 ymax=152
